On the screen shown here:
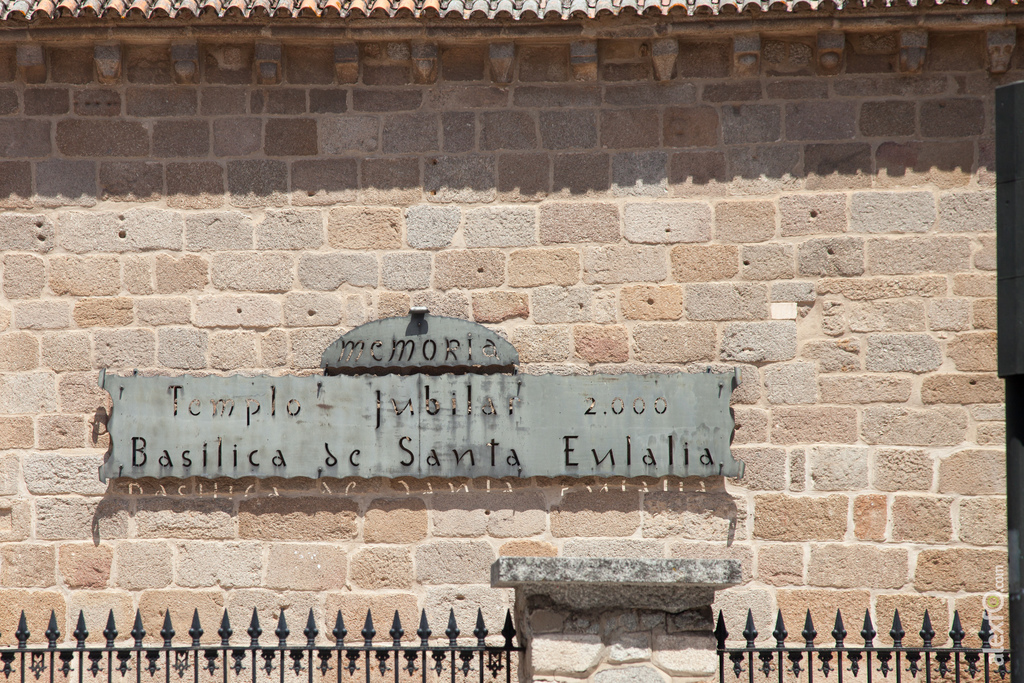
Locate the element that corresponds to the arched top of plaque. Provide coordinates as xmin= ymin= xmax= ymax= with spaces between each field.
xmin=321 ymin=308 xmax=518 ymax=376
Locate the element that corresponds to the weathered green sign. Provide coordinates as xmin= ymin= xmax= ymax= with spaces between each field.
xmin=99 ymin=313 xmax=743 ymax=481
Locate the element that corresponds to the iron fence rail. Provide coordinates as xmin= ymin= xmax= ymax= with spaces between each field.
xmin=717 ymin=609 xmax=1009 ymax=683
xmin=0 ymin=607 xmax=522 ymax=683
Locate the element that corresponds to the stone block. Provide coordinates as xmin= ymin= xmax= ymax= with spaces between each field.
xmin=797 ymin=237 xmax=864 ymax=277
xmin=0 ymin=120 xmax=52 ymax=158
xmin=405 ymin=205 xmax=460 ymax=250
xmin=720 ymin=321 xmax=796 ymax=362
xmin=753 ymin=494 xmax=847 ymax=541
xmin=670 ymin=245 xmax=738 ymax=282
xmin=282 ymin=292 xmax=342 ymax=328
xmin=849 ymin=300 xmax=925 ymax=332
xmin=808 ymin=446 xmax=868 ymax=490
xmin=687 ymin=283 xmax=768 ymax=321
xmin=866 ymin=236 xmax=972 ymax=274
xmin=892 ymin=496 xmax=953 ymax=543
xmin=175 ymin=542 xmax=261 ymax=588
xmin=210 ymin=253 xmax=293 ymax=293
xmin=873 ymin=448 xmax=933 ymax=491
xmin=192 ymin=294 xmax=278 ymax=327
xmin=154 ymin=254 xmax=208 ymax=294
xmin=298 ymin=253 xmax=378 ymax=289
xmin=652 ymin=634 xmax=716 ymax=676
xmin=226 ymin=160 xmax=288 ymax=208
xmin=363 ymin=498 xmax=427 ymax=543
xmin=0 ymin=214 xmax=54 ymax=253
xmin=852 ymin=493 xmax=886 ymax=541
xmin=0 ymin=545 xmax=55 ymax=588
xmin=13 ymin=301 xmax=70 ymax=330
xmin=434 ymin=250 xmax=505 ymax=290
xmin=807 ymin=545 xmax=908 ymax=589
xmin=37 ymin=414 xmax=87 ymax=449
xmin=320 ymin=116 xmax=378 ymax=154
xmin=771 ymin=407 xmax=858 ymax=444
xmin=36 ymin=498 xmax=126 ymax=541
xmin=0 ymin=590 xmax=65 ymax=644
xmin=166 ymin=162 xmax=224 ymax=209
xmin=583 ymin=246 xmax=667 ymax=284
xmin=764 ymin=362 xmax=816 ymax=404
xmin=136 ymin=498 xmax=232 ymax=540
xmin=632 ymin=323 xmax=716 ymax=363
xmin=0 ymin=418 xmax=33 ymax=449
xmin=415 ymin=540 xmax=494 ymax=584
xmin=938 ymin=449 xmax=1004 ymax=494
xmin=59 ymin=543 xmax=112 ymax=589
xmin=0 ymin=331 xmax=37 ymax=371
xmin=865 ymin=333 xmax=941 ymax=373
xmin=24 ymin=453 xmax=105 ymax=495
xmin=328 ymin=207 xmax=402 ymax=250
xmin=531 ymin=634 xmax=604 ymax=676
xmin=818 ymin=375 xmax=912 ymax=403
xmin=209 ymin=331 xmax=259 ymax=370
xmin=714 ymin=201 xmax=776 ymax=243
xmin=538 ymin=203 xmax=619 ymax=244
xmin=73 ymin=297 xmax=133 ymax=327
xmin=741 ymin=244 xmax=794 ymax=280
xmin=238 ymin=497 xmax=357 ymax=541
xmin=0 ymin=372 xmax=56 ymax=414
xmin=922 ymin=373 xmax=1002 ymax=404
xmin=157 ymin=327 xmax=207 ymax=369
xmin=2 ymin=255 xmax=44 ymax=300
xmin=611 ymin=151 xmax=667 ymax=197
xmin=914 ymin=549 xmax=1006 ymax=593
xmin=938 ymin=189 xmax=995 ymax=233
xmin=532 ymin=286 xmax=593 ymax=324
xmin=512 ymin=326 xmax=572 ymax=363
xmin=779 ymin=193 xmax=847 ymax=236
xmin=265 ymin=543 xmax=348 ymax=591
xmin=624 ymin=203 xmax=712 ymax=244
xmin=472 ymin=292 xmax=528 ymax=323
xmin=729 ymin=447 xmax=785 ymax=491
xmin=959 ymin=497 xmax=1006 ymax=546
xmin=574 ymin=325 xmax=629 ymax=363
xmin=620 ymin=285 xmax=683 ymax=320
xmin=462 ymin=207 xmax=535 ymax=248
xmin=137 ymin=590 xmax=224 ymax=645
xmin=849 ymin=191 xmax=935 ymax=233
xmin=424 ymin=155 xmax=495 ymax=204
xmin=508 ymin=248 xmax=579 ymax=287
xmin=291 ymin=159 xmax=358 ymax=207
xmin=348 ymin=546 xmax=413 ymax=590
xmin=135 ymin=298 xmax=190 ymax=326
xmin=254 ymin=210 xmax=324 ymax=250
xmin=862 ymin=405 xmax=968 ymax=446
xmin=115 ymin=542 xmax=173 ymax=590
xmin=947 ymin=331 xmax=997 ymax=371
xmin=757 ymin=544 xmax=803 ymax=585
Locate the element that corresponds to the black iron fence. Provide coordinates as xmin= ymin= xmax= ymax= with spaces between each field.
xmin=717 ymin=609 xmax=1009 ymax=683
xmin=0 ymin=608 xmax=522 ymax=683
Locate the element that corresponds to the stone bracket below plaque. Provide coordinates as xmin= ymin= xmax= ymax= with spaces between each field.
xmin=492 ymin=557 xmax=741 ymax=682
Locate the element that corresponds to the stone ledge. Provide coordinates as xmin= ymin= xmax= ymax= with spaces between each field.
xmin=491 ymin=557 xmax=742 ymax=588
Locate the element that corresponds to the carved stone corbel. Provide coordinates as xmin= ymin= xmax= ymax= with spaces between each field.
xmin=899 ymin=30 xmax=927 ymax=73
xmin=489 ymin=42 xmax=515 ymax=83
xmin=94 ymin=43 xmax=122 ymax=84
xmin=651 ymin=38 xmax=679 ymax=81
xmin=988 ymin=28 xmax=1016 ymax=75
xmin=817 ymin=31 xmax=844 ymax=75
xmin=734 ymin=34 xmax=760 ymax=77
xmin=255 ymin=42 xmax=282 ymax=85
xmin=411 ymin=42 xmax=438 ymax=84
xmin=171 ymin=42 xmax=199 ymax=84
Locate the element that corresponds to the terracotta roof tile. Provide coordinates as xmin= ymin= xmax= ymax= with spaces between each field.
xmin=0 ymin=0 xmax=1003 ymax=20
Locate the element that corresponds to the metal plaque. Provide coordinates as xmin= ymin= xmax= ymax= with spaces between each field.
xmin=98 ymin=370 xmax=743 ymax=481
xmin=321 ymin=310 xmax=518 ymax=375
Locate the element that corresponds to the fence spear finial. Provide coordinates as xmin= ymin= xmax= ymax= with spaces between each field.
xmin=247 ymin=608 xmax=261 ymax=647
xmin=361 ymin=609 xmax=375 ymax=646
xmin=832 ymin=609 xmax=846 ymax=647
xmin=189 ymin=609 xmax=203 ymax=647
xmin=304 ymin=609 xmax=318 ymax=647
xmin=920 ymin=610 xmax=935 ymax=648
xmin=161 ymin=610 xmax=174 ymax=647
xmin=890 ymin=609 xmax=905 ymax=648
xmin=501 ymin=610 xmax=516 ymax=649
xmin=773 ymin=611 xmax=787 ymax=648
xmin=715 ymin=610 xmax=729 ymax=650
xmin=980 ymin=610 xmax=994 ymax=649
xmin=473 ymin=609 xmax=487 ymax=646
xmin=445 ymin=608 xmax=459 ymax=646
xmin=103 ymin=610 xmax=116 ymax=648
xmin=46 ymin=610 xmax=60 ymax=649
xmin=332 ymin=611 xmax=346 ymax=645
xmin=802 ymin=610 xmax=817 ymax=647
xmin=218 ymin=610 xmax=232 ymax=647
xmin=74 ymin=610 xmax=88 ymax=648
xmin=950 ymin=610 xmax=965 ymax=647
xmin=15 ymin=610 xmax=29 ymax=649
xmin=743 ymin=609 xmax=757 ymax=648
xmin=131 ymin=609 xmax=145 ymax=647
xmin=861 ymin=609 xmax=875 ymax=647
xmin=390 ymin=611 xmax=403 ymax=646
xmin=275 ymin=608 xmax=289 ymax=647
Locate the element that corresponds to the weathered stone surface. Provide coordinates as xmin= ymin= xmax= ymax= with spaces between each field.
xmin=850 ymin=191 xmax=935 ymax=233
xmin=874 ymin=448 xmax=934 ymax=491
xmin=328 ymin=207 xmax=402 ymax=250
xmin=819 ymin=375 xmax=912 ymax=403
xmin=238 ymin=497 xmax=358 ymax=541
xmin=632 ymin=323 xmax=716 ymax=363
xmin=862 ymin=406 xmax=968 ymax=446
xmin=720 ymin=321 xmax=796 ymax=362
xmin=624 ymin=203 xmax=712 ymax=244
xmin=807 ymin=545 xmax=908 ymax=589
xmin=915 ymin=549 xmax=1006 ymax=592
xmin=298 ymin=253 xmax=378 ymax=289
xmin=508 ymin=248 xmax=580 ymax=287
xmin=583 ymin=246 xmax=667 ymax=284
xmin=551 ymin=490 xmax=641 ymax=538
xmin=175 ymin=542 xmax=261 ymax=588
xmin=24 ymin=453 xmax=106 ymax=495
xmin=406 ymin=205 xmax=460 ymax=249
xmin=865 ymin=334 xmax=941 ymax=373
xmin=892 ymin=496 xmax=953 ymax=543
xmin=464 ymin=207 xmax=536 ymax=247
xmin=531 ymin=634 xmax=604 ymax=676
xmin=753 ymin=494 xmax=847 ymax=541
xmin=416 ymin=540 xmax=494 ymax=584
xmin=938 ymin=449 xmax=1005 ymax=494
xmin=266 ymin=543 xmax=348 ymax=590
xmin=687 ymin=283 xmax=768 ymax=321
xmin=364 ymin=498 xmax=428 ymax=543
xmin=59 ymin=543 xmax=112 ymax=589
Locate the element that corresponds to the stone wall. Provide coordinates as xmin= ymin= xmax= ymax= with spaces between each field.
xmin=0 ymin=22 xmax=1009 ymax=676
